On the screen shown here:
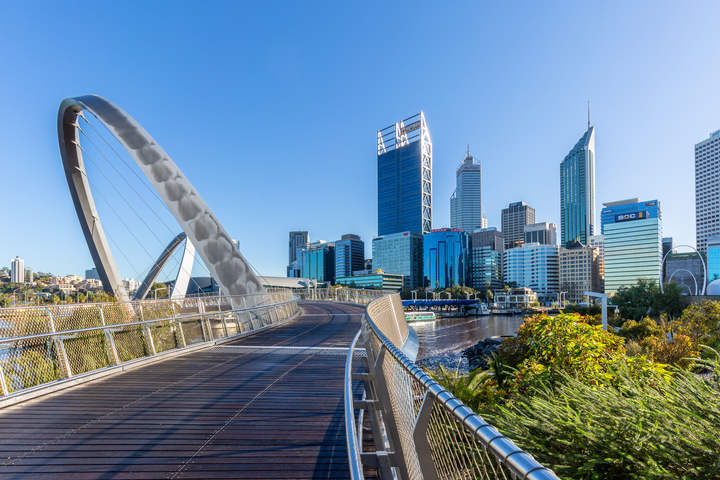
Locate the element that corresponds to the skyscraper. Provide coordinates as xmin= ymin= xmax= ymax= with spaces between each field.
xmin=287 ymin=231 xmax=309 ymax=277
xmin=423 ymin=229 xmax=470 ymax=290
xmin=450 ymin=148 xmax=484 ymax=232
xmin=334 ymin=234 xmax=365 ymax=279
xmin=377 ymin=112 xmax=432 ymax=236
xmin=10 ymin=257 xmax=24 ymax=283
xmin=560 ymin=122 xmax=596 ymax=247
xmin=695 ymin=129 xmax=720 ymax=253
xmin=501 ymin=202 xmax=535 ymax=249
xmin=601 ymin=199 xmax=662 ymax=295
xmin=299 ymin=241 xmax=335 ymax=284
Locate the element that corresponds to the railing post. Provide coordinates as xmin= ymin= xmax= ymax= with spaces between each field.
xmin=98 ymin=304 xmax=120 ymax=365
xmin=171 ymin=302 xmax=187 ymax=348
xmin=47 ymin=308 xmax=72 ymax=378
xmin=0 ymin=363 xmax=9 ymax=396
xmin=138 ymin=304 xmax=157 ymax=355
xmin=413 ymin=391 xmax=439 ymax=480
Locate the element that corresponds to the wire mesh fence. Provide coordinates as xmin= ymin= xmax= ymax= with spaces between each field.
xmin=0 ymin=290 xmax=299 ymax=397
xmin=345 ymin=294 xmax=559 ymax=480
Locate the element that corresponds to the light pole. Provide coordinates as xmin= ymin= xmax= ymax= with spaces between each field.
xmin=584 ymin=291 xmax=608 ymax=330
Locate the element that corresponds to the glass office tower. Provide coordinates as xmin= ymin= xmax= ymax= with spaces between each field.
xmin=372 ymin=231 xmax=423 ymax=290
xmin=334 ymin=234 xmax=365 ymax=279
xmin=560 ymin=125 xmax=596 ymax=247
xmin=503 ymin=243 xmax=559 ymax=302
xmin=601 ymin=199 xmax=662 ymax=295
xmin=469 ymin=228 xmax=504 ymax=291
xmin=450 ymin=149 xmax=483 ymax=232
xmin=299 ymin=241 xmax=335 ymax=284
xmin=423 ymin=229 xmax=470 ymax=290
xmin=707 ymin=236 xmax=720 ymax=282
xmin=696 ymin=130 xmax=720 ymax=253
xmin=377 ymin=112 xmax=432 ymax=236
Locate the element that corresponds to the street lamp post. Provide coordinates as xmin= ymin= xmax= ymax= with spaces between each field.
xmin=584 ymin=291 xmax=608 ymax=330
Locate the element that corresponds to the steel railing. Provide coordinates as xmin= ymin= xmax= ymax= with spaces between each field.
xmin=345 ymin=293 xmax=559 ymax=480
xmin=0 ymin=290 xmax=298 ymax=398
xmin=297 ymin=288 xmax=393 ymax=304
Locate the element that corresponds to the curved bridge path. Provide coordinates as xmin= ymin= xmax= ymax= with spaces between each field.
xmin=0 ymin=302 xmax=364 ymax=479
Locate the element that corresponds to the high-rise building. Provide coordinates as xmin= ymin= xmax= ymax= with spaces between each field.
xmin=503 ymin=243 xmax=559 ymax=302
xmin=560 ymin=123 xmax=596 ymax=247
xmin=377 ymin=112 xmax=432 ymax=236
xmin=589 ymin=234 xmax=605 ymax=291
xmin=523 ymin=222 xmax=557 ymax=246
xmin=601 ymin=199 xmax=662 ymax=295
xmin=696 ymin=130 xmax=720 ymax=253
xmin=707 ymin=236 xmax=720 ymax=283
xmin=423 ymin=229 xmax=470 ymax=290
xmin=450 ymin=148 xmax=484 ymax=232
xmin=662 ymin=237 xmax=674 ymax=281
xmin=10 ymin=257 xmax=24 ymax=283
xmin=334 ymin=234 xmax=365 ymax=279
xmin=372 ymin=231 xmax=423 ymax=290
xmin=299 ymin=241 xmax=335 ymax=284
xmin=469 ymin=228 xmax=504 ymax=291
xmin=559 ymin=246 xmax=603 ymax=303
xmin=24 ymin=267 xmax=33 ymax=283
xmin=501 ymin=202 xmax=535 ymax=249
xmin=287 ymin=230 xmax=309 ymax=277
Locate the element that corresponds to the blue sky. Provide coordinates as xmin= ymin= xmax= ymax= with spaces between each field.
xmin=1 ymin=1 xmax=719 ymax=278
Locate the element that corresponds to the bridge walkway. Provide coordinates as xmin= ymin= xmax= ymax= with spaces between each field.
xmin=0 ymin=302 xmax=364 ymax=479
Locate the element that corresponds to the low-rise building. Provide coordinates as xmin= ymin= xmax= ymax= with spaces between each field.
xmin=494 ymin=287 xmax=538 ymax=310
xmin=335 ymin=271 xmax=403 ymax=291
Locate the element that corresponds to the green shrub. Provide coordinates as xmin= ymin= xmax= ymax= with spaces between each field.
xmin=485 ymin=356 xmax=720 ymax=480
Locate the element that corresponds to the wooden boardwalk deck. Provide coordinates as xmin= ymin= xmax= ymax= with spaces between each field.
xmin=0 ymin=302 xmax=365 ymax=479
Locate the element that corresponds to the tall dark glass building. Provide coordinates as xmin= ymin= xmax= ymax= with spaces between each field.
xmin=377 ymin=112 xmax=432 ymax=236
xmin=334 ymin=234 xmax=365 ymax=279
xmin=560 ymin=124 xmax=596 ymax=247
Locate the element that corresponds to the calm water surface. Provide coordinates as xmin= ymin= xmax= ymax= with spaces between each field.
xmin=415 ymin=315 xmax=525 ymax=359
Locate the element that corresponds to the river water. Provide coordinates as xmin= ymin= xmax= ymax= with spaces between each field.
xmin=415 ymin=315 xmax=525 ymax=360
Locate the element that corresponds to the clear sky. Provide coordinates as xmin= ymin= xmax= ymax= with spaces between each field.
xmin=1 ymin=1 xmax=719 ymax=278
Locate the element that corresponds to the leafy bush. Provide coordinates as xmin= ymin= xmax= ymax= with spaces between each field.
xmin=672 ymin=300 xmax=720 ymax=351
xmin=501 ymin=313 xmax=667 ymax=390
xmin=484 ymin=355 xmax=720 ymax=480
xmin=619 ymin=316 xmax=664 ymax=341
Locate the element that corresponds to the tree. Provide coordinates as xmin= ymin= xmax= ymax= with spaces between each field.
xmin=673 ymin=300 xmax=720 ymax=350
xmin=613 ymin=279 xmax=660 ymax=320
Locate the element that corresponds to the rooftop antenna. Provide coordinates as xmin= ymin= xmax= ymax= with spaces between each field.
xmin=587 ymin=100 xmax=591 ymax=129
xmin=466 ymin=144 xmax=470 ymax=157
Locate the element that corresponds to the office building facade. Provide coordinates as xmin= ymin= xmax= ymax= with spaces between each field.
xmin=503 ymin=243 xmax=559 ymax=301
xmin=85 ymin=268 xmax=100 ymax=280
xmin=335 ymin=272 xmax=404 ymax=291
xmin=664 ymin=252 xmax=706 ymax=295
xmin=299 ymin=241 xmax=335 ymax=284
xmin=560 ymin=125 xmax=596 ymax=247
xmin=334 ymin=234 xmax=365 ymax=279
xmin=695 ymin=130 xmax=720 ymax=253
xmin=601 ymin=199 xmax=662 ymax=295
xmin=450 ymin=149 xmax=484 ymax=232
xmin=524 ymin=222 xmax=557 ymax=246
xmin=287 ymin=231 xmax=309 ymax=277
xmin=10 ymin=257 xmax=24 ymax=284
xmin=707 ymin=236 xmax=720 ymax=282
xmin=501 ymin=202 xmax=535 ymax=249
xmin=377 ymin=112 xmax=432 ymax=236
xmin=589 ymin=234 xmax=605 ymax=291
xmin=423 ymin=229 xmax=470 ymax=290
xmin=469 ymin=228 xmax=504 ymax=291
xmin=372 ymin=231 xmax=423 ymax=290
xmin=559 ymin=246 xmax=603 ymax=303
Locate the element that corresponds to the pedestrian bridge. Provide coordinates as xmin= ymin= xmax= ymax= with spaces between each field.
xmin=0 ymin=95 xmax=558 ymax=478
xmin=0 ymin=291 xmax=557 ymax=479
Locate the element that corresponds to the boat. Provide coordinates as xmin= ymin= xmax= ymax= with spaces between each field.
xmin=405 ymin=311 xmax=436 ymax=322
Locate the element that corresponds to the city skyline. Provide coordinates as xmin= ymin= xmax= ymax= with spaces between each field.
xmin=1 ymin=2 xmax=719 ymax=277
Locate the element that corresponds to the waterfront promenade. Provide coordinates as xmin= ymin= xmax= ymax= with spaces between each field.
xmin=0 ymin=302 xmax=363 ymax=479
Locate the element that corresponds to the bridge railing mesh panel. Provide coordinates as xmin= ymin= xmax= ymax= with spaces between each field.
xmin=0 ymin=289 xmax=302 ymax=398
xmin=345 ymin=294 xmax=559 ymax=480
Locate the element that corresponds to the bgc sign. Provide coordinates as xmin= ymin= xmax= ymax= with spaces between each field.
xmin=615 ymin=211 xmax=648 ymax=223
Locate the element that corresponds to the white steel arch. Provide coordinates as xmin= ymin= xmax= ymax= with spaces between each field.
xmin=58 ymin=95 xmax=264 ymax=301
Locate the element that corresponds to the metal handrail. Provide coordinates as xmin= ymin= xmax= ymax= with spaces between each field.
xmin=346 ymin=294 xmax=559 ymax=480
xmin=345 ymin=328 xmax=364 ymax=480
xmin=0 ymin=298 xmax=298 ymax=344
